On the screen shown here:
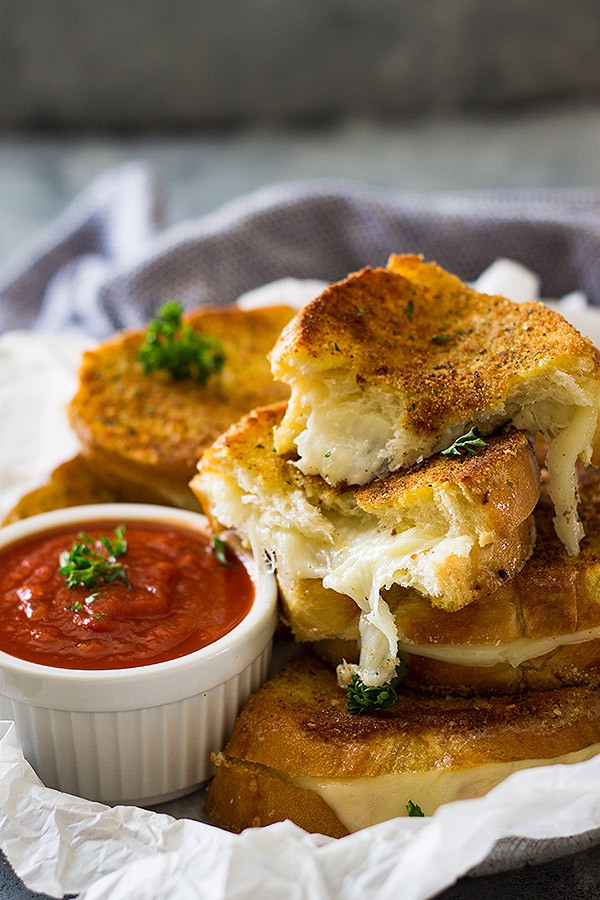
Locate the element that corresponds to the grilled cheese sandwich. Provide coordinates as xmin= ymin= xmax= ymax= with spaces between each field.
xmin=206 ymin=654 xmax=600 ymax=834
xmin=270 ymin=256 xmax=600 ymax=554
xmin=192 ymin=403 xmax=539 ymax=687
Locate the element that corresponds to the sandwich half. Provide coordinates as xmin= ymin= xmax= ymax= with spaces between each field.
xmin=205 ymin=653 xmax=600 ymax=835
xmin=192 ymin=402 xmax=539 ymax=686
xmin=270 ymin=255 xmax=600 ymax=554
xmin=69 ymin=304 xmax=295 ymax=510
xmin=311 ymin=469 xmax=600 ymax=693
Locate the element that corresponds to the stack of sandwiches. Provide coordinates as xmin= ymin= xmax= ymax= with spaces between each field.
xmin=192 ymin=254 xmax=600 ymax=835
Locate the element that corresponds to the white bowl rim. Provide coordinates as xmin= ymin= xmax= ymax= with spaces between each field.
xmin=0 ymin=503 xmax=276 ymax=688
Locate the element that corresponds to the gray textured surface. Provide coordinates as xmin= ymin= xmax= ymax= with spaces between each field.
xmin=1 ymin=1 xmax=600 ymax=127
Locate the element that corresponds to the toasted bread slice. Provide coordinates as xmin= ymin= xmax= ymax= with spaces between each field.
xmin=205 ymin=653 xmax=600 ymax=835
xmin=68 ymin=305 xmax=294 ymax=510
xmin=2 ymin=456 xmax=121 ymax=525
xmin=312 ymin=470 xmax=600 ymax=693
xmin=192 ymin=403 xmax=539 ymax=685
xmin=270 ymin=256 xmax=600 ymax=554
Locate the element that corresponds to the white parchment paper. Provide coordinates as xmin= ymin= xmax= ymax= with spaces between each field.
xmin=2 ymin=721 xmax=600 ymax=900
xmin=2 ymin=265 xmax=600 ymax=899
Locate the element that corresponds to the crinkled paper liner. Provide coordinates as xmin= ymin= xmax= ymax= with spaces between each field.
xmin=1 ymin=722 xmax=600 ymax=900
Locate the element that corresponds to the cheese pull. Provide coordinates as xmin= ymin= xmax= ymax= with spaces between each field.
xmin=310 ymin=469 xmax=600 ymax=694
xmin=193 ymin=403 xmax=540 ymax=687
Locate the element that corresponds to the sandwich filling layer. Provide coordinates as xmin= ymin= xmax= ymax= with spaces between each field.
xmin=398 ymin=626 xmax=600 ymax=669
xmin=294 ymin=741 xmax=600 ymax=831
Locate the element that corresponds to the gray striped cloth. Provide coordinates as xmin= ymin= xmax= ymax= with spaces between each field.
xmin=2 ymin=162 xmax=600 ymax=339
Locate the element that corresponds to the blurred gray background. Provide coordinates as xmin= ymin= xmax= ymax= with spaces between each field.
xmin=0 ymin=0 xmax=600 ymax=268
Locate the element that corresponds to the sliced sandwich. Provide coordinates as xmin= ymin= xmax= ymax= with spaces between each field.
xmin=269 ymin=255 xmax=600 ymax=553
xmin=69 ymin=304 xmax=295 ymax=510
xmin=283 ymin=469 xmax=600 ymax=694
xmin=205 ymin=653 xmax=600 ymax=835
xmin=192 ymin=402 xmax=539 ymax=686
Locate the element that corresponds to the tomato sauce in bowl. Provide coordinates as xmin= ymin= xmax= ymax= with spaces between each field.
xmin=0 ymin=519 xmax=254 ymax=669
xmin=0 ymin=503 xmax=276 ymax=804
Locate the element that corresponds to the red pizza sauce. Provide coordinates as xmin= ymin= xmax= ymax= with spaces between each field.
xmin=0 ymin=520 xmax=254 ymax=669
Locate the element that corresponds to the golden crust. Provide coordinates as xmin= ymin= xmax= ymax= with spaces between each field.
xmin=270 ymin=258 xmax=600 ymax=446
xmin=206 ymin=754 xmax=348 ymax=837
xmin=396 ymin=470 xmax=600 ymax=644
xmin=69 ymin=305 xmax=294 ymax=507
xmin=2 ymin=456 xmax=121 ymax=525
xmin=195 ymin=402 xmax=539 ymax=539
xmin=355 ymin=429 xmax=540 ymax=536
xmin=218 ymin=654 xmax=600 ymax=777
xmin=205 ymin=653 xmax=600 ymax=834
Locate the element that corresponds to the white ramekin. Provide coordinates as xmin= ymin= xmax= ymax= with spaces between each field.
xmin=0 ymin=503 xmax=277 ymax=805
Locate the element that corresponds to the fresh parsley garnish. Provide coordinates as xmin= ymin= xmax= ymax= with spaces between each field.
xmin=138 ymin=301 xmax=225 ymax=384
xmin=406 ymin=800 xmax=425 ymax=817
xmin=212 ymin=536 xmax=231 ymax=567
xmin=59 ymin=525 xmax=130 ymax=590
xmin=441 ymin=426 xmax=487 ymax=458
xmin=346 ymin=661 xmax=408 ymax=715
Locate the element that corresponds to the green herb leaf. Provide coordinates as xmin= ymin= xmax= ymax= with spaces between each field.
xmin=59 ymin=525 xmax=130 ymax=590
xmin=431 ymin=333 xmax=451 ymax=343
xmin=404 ymin=299 xmax=414 ymax=319
xmin=346 ymin=660 xmax=409 ymax=715
xmin=441 ymin=426 xmax=487 ymax=458
xmin=324 ymin=449 xmax=332 ymax=458
xmin=212 ymin=536 xmax=232 ymax=567
xmin=406 ymin=800 xmax=425 ymax=817
xmin=138 ymin=301 xmax=225 ymax=384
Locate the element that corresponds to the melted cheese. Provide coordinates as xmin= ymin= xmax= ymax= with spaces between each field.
xmin=513 ymin=400 xmax=600 ymax=555
xmin=294 ymin=742 xmax=600 ymax=832
xmin=283 ymin=370 xmax=600 ymax=557
xmin=399 ymin=626 xmax=600 ymax=669
xmin=235 ymin=501 xmax=470 ymax=687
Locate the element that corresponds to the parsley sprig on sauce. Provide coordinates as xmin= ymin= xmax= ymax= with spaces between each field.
xmin=138 ymin=301 xmax=225 ymax=383
xmin=59 ymin=525 xmax=130 ymax=590
xmin=346 ymin=661 xmax=408 ymax=714
xmin=441 ymin=426 xmax=487 ymax=458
